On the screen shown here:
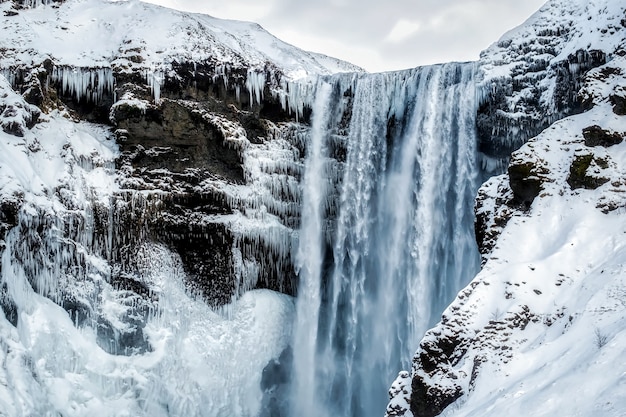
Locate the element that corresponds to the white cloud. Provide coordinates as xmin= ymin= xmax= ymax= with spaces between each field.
xmin=385 ymin=19 xmax=421 ymax=43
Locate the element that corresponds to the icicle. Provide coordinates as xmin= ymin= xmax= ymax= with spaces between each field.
xmin=20 ymin=0 xmax=54 ymax=8
xmin=144 ymin=68 xmax=164 ymax=104
xmin=245 ymin=69 xmax=266 ymax=107
xmin=50 ymin=66 xmax=114 ymax=104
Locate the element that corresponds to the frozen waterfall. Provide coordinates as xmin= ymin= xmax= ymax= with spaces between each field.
xmin=291 ymin=62 xmax=481 ymax=417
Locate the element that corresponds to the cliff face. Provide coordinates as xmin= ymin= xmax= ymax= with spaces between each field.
xmin=0 ymin=1 xmax=347 ymax=414
xmin=475 ymin=0 xmax=624 ymax=171
xmin=0 ymin=0 xmax=361 ymax=316
xmin=386 ymin=1 xmax=626 ymax=416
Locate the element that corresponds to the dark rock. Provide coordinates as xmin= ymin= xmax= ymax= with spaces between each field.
xmin=582 ymin=125 xmax=624 ymax=147
xmin=611 ymin=94 xmax=626 ymax=115
xmin=567 ymin=153 xmax=610 ymax=190
xmin=113 ymin=99 xmax=244 ymax=184
xmin=508 ymin=161 xmax=542 ymax=207
xmin=0 ymin=197 xmax=21 ymax=235
xmin=168 ymin=222 xmax=236 ymax=307
xmin=260 ymin=347 xmax=293 ymax=417
xmin=410 ymin=376 xmax=462 ymax=417
xmin=409 ymin=335 xmax=464 ymax=417
xmin=96 ymin=313 xmax=152 ymax=356
xmin=0 ymin=282 xmax=18 ymax=327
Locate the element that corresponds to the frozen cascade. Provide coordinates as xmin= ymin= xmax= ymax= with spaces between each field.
xmin=0 ymin=106 xmax=295 ymax=416
xmin=291 ymin=62 xmax=481 ymax=417
xmin=246 ymin=70 xmax=266 ymax=107
xmin=51 ymin=66 xmax=114 ymax=104
xmin=19 ymin=0 xmax=54 ymax=8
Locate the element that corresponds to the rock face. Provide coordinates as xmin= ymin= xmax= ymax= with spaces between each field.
xmin=387 ymin=1 xmax=626 ymax=416
xmin=475 ymin=0 xmax=625 ymax=172
xmin=5 ymin=60 xmax=302 ymax=312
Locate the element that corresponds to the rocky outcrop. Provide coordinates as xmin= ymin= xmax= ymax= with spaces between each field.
xmin=475 ymin=0 xmax=626 ymax=171
xmin=582 ymin=125 xmax=624 ymax=147
xmin=477 ymin=49 xmax=606 ymax=161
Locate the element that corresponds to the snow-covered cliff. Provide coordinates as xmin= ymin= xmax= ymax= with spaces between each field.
xmin=387 ymin=1 xmax=626 ymax=416
xmin=476 ymin=0 xmax=624 ymax=171
xmin=0 ymin=0 xmax=362 ymax=415
xmin=0 ymin=0 xmax=365 ymax=309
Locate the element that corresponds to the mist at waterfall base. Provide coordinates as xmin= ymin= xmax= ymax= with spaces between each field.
xmin=288 ymin=62 xmax=481 ymax=417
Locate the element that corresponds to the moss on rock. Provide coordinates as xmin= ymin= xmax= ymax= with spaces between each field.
xmin=567 ymin=153 xmax=610 ymax=189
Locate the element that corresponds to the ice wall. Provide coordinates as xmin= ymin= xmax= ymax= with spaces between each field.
xmin=291 ymin=63 xmax=481 ymax=417
xmin=0 ymin=90 xmax=296 ymax=416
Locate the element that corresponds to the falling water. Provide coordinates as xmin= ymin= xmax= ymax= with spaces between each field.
xmin=291 ymin=62 xmax=481 ymax=417
xmin=292 ymin=80 xmax=334 ymax=416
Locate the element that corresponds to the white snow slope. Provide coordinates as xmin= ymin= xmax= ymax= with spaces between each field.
xmin=439 ymin=62 xmax=626 ymax=417
xmin=0 ymin=0 xmax=362 ymax=79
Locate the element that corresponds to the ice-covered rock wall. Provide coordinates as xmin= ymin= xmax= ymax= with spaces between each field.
xmin=475 ymin=0 xmax=625 ymax=173
xmin=0 ymin=61 xmax=300 ymax=416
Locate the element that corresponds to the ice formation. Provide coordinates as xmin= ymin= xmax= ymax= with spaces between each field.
xmin=0 ymin=74 xmax=295 ymax=416
xmin=51 ymin=67 xmax=115 ymax=104
xmin=246 ymin=70 xmax=267 ymax=107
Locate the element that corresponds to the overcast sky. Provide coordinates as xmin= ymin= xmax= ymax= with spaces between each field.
xmin=143 ymin=0 xmax=547 ymax=72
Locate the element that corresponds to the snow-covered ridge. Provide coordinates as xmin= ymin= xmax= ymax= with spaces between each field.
xmin=0 ymin=0 xmax=362 ymax=80
xmin=0 ymin=0 xmax=365 ymax=119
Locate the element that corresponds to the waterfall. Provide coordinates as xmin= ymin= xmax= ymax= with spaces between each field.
xmin=291 ymin=62 xmax=481 ymax=417
xmin=291 ymin=80 xmax=334 ymax=417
